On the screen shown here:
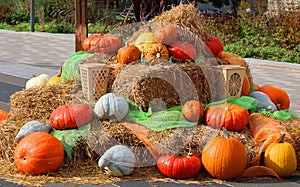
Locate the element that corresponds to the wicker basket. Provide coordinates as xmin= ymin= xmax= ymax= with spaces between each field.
xmin=79 ymin=63 xmax=123 ymax=104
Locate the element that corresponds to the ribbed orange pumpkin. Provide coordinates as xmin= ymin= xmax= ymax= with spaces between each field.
xmin=0 ymin=109 xmax=9 ymax=122
xmin=117 ymin=45 xmax=141 ymax=64
xmin=82 ymin=34 xmax=122 ymax=53
xmin=14 ymin=132 xmax=64 ymax=175
xmin=204 ymin=103 xmax=249 ymax=131
xmin=50 ymin=103 xmax=93 ymax=130
xmin=258 ymin=84 xmax=290 ymax=110
xmin=201 ymin=128 xmax=248 ymax=179
xmin=144 ymin=43 xmax=169 ymax=61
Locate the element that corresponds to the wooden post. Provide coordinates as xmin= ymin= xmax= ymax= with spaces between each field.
xmin=75 ymin=0 xmax=88 ymax=52
xmin=30 ymin=0 xmax=35 ymax=32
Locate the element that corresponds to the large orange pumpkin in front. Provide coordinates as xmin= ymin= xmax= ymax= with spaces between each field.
xmin=14 ymin=132 xmax=64 ymax=175
xmin=201 ymin=128 xmax=248 ymax=179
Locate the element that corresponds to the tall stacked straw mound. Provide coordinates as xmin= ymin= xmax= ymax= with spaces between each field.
xmin=0 ymin=80 xmax=82 ymax=162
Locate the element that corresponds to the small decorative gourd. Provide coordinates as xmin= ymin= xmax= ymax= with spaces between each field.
xmin=117 ymin=45 xmax=141 ymax=64
xmin=264 ymin=134 xmax=297 ymax=177
xmin=94 ymin=93 xmax=129 ymax=122
xmin=98 ymin=145 xmax=136 ymax=176
xmin=249 ymin=91 xmax=277 ymax=112
xmin=46 ymin=67 xmax=62 ymax=86
xmin=134 ymin=32 xmax=155 ymax=51
xmin=143 ymin=43 xmax=169 ymax=61
xmin=15 ymin=120 xmax=52 ymax=142
xmin=181 ymin=100 xmax=204 ymax=122
xmin=25 ymin=74 xmax=50 ymax=89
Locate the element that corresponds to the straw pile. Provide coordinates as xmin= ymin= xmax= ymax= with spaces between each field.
xmin=151 ymin=3 xmax=209 ymax=42
xmin=0 ymin=80 xmax=77 ymax=161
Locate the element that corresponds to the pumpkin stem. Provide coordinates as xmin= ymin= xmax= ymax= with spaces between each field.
xmin=222 ymin=127 xmax=230 ymax=138
xmin=156 ymin=53 xmax=161 ymax=58
xmin=225 ymin=102 xmax=229 ymax=111
xmin=279 ymin=134 xmax=286 ymax=143
xmin=58 ymin=66 xmax=62 ymax=77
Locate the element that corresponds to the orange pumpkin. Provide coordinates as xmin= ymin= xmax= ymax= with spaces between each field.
xmin=0 ymin=110 xmax=9 ymax=122
xmin=204 ymin=103 xmax=249 ymax=131
xmin=217 ymin=51 xmax=246 ymax=66
xmin=14 ymin=132 xmax=64 ymax=175
xmin=82 ymin=34 xmax=122 ymax=53
xmin=144 ymin=43 xmax=169 ymax=61
xmin=241 ymin=74 xmax=251 ymax=96
xmin=50 ymin=103 xmax=93 ymax=130
xmin=153 ymin=24 xmax=178 ymax=45
xmin=258 ymin=84 xmax=290 ymax=110
xmin=117 ymin=45 xmax=141 ymax=64
xmin=82 ymin=35 xmax=98 ymax=51
xmin=182 ymin=100 xmax=204 ymax=122
xmin=201 ymin=128 xmax=248 ymax=179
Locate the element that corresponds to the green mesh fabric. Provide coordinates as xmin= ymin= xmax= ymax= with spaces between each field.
xmin=259 ymin=109 xmax=299 ymax=120
xmin=125 ymin=100 xmax=197 ymax=132
xmin=61 ymin=51 xmax=95 ymax=81
xmin=204 ymin=96 xmax=257 ymax=111
xmin=51 ymin=124 xmax=91 ymax=161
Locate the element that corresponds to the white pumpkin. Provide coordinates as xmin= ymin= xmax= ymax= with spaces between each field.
xmin=15 ymin=120 xmax=52 ymax=142
xmin=25 ymin=74 xmax=50 ymax=89
xmin=94 ymin=93 xmax=129 ymax=122
xmin=98 ymin=145 xmax=136 ymax=176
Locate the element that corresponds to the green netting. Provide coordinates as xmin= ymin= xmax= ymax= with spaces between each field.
xmin=259 ymin=109 xmax=299 ymax=120
xmin=204 ymin=96 xmax=257 ymax=111
xmin=125 ymin=100 xmax=197 ymax=132
xmin=61 ymin=51 xmax=95 ymax=81
xmin=51 ymin=123 xmax=91 ymax=161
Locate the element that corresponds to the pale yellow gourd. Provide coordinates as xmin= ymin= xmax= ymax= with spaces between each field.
xmin=25 ymin=74 xmax=50 ymax=89
xmin=134 ymin=32 xmax=154 ymax=52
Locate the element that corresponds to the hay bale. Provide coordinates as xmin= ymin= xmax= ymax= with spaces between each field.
xmin=87 ymin=120 xmax=262 ymax=164
xmin=86 ymin=120 xmax=157 ymax=167
xmin=112 ymin=61 xmax=226 ymax=111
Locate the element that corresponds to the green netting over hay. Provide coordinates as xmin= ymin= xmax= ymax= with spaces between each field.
xmin=125 ymin=100 xmax=197 ymax=132
xmin=61 ymin=51 xmax=95 ymax=81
